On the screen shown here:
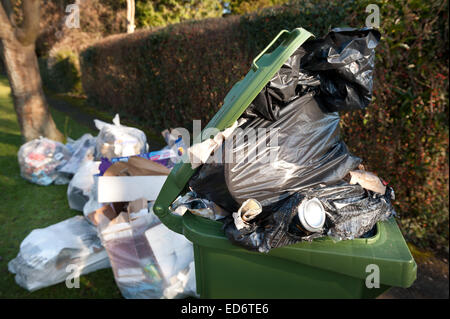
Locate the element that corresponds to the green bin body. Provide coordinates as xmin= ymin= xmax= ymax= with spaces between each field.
xmin=154 ymin=28 xmax=417 ymax=298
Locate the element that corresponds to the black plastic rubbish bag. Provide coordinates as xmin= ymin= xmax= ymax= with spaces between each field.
xmin=223 ymin=182 xmax=395 ymax=253
xmin=301 ymin=27 xmax=381 ymax=112
xmin=189 ymin=28 xmax=380 ymax=213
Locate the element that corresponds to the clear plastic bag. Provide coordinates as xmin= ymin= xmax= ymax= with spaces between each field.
xmin=67 ymin=161 xmax=100 ymax=211
xmin=59 ymin=133 xmax=96 ymax=175
xmin=8 ymin=216 xmax=110 ymax=292
xmin=98 ymin=206 xmax=197 ymax=299
xmin=17 ymin=137 xmax=72 ymax=186
xmin=94 ymin=114 xmax=148 ymax=160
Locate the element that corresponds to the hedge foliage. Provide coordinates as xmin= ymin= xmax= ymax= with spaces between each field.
xmin=80 ymin=0 xmax=449 ymax=252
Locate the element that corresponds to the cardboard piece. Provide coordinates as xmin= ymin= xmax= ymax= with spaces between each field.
xmin=87 ymin=204 xmax=118 ymax=226
xmin=98 ymin=176 xmax=167 ymax=203
xmin=128 ymin=198 xmax=148 ymax=215
xmin=104 ymin=156 xmax=170 ymax=177
xmin=98 ymin=156 xmax=169 ymax=203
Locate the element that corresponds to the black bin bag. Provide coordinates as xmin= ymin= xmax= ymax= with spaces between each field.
xmin=222 ymin=182 xmax=396 ymax=253
xmin=189 ymin=28 xmax=380 ymax=213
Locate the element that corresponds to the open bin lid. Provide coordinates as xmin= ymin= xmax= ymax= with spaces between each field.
xmin=153 ymin=28 xmax=416 ymax=289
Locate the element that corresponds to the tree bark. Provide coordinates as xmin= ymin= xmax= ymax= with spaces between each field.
xmin=0 ymin=0 xmax=64 ymax=142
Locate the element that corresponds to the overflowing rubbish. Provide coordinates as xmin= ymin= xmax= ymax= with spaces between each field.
xmin=223 ymin=181 xmax=395 ymax=253
xmin=10 ymin=27 xmax=409 ymax=299
xmin=18 ymin=137 xmax=72 ymax=186
xmin=8 ymin=216 xmax=110 ymax=292
xmin=94 ymin=114 xmax=148 ymax=159
xmin=189 ymin=28 xmax=381 ymax=211
xmin=187 ymin=28 xmax=396 ymax=252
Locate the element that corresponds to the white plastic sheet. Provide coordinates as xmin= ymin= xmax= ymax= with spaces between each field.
xmin=8 ymin=216 xmax=110 ymax=292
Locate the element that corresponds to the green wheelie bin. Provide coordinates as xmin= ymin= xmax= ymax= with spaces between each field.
xmin=153 ymin=28 xmax=417 ymax=298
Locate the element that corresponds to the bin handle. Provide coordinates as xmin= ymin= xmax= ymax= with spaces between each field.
xmin=252 ymin=29 xmax=289 ymax=71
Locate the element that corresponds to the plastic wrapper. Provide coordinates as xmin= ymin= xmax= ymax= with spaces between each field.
xmin=171 ymin=191 xmax=230 ymax=221
xmin=18 ymin=137 xmax=72 ymax=186
xmin=67 ymin=161 xmax=100 ymax=211
xmin=94 ymin=114 xmax=148 ymax=160
xmin=98 ymin=207 xmax=197 ymax=299
xmin=223 ymin=181 xmax=395 ymax=253
xmin=8 ymin=216 xmax=110 ymax=292
xmin=59 ymin=134 xmax=96 ymax=175
xmin=190 ymin=28 xmax=380 ymax=212
xmin=83 ymin=175 xmax=103 ymax=219
xmin=98 ymin=148 xmax=179 ymax=176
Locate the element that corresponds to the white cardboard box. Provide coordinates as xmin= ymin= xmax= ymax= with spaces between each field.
xmin=97 ymin=175 xmax=167 ymax=203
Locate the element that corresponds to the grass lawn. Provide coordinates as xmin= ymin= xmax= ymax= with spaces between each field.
xmin=0 ymin=75 xmax=122 ymax=298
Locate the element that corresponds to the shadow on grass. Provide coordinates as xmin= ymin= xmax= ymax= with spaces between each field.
xmin=0 ymin=131 xmax=22 ymax=148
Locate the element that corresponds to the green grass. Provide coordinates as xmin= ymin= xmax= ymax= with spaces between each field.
xmin=0 ymin=75 xmax=122 ymax=298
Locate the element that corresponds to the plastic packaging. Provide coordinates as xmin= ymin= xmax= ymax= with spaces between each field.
xmin=17 ymin=137 xmax=72 ymax=186
xmin=59 ymin=134 xmax=96 ymax=175
xmin=98 ymin=205 xmax=197 ymax=299
xmin=223 ymin=181 xmax=395 ymax=252
xmin=83 ymin=175 xmax=104 ymax=220
xmin=67 ymin=161 xmax=100 ymax=211
xmin=171 ymin=191 xmax=230 ymax=221
xmin=94 ymin=114 xmax=148 ymax=160
xmin=8 ymin=216 xmax=110 ymax=292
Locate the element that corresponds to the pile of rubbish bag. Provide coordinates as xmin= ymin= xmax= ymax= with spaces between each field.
xmin=11 ymin=114 xmax=195 ymax=299
xmin=10 ymin=27 xmax=397 ymax=297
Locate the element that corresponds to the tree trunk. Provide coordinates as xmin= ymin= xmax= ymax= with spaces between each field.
xmin=1 ymin=38 xmax=64 ymax=142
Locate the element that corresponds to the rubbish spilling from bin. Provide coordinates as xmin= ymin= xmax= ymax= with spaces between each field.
xmin=10 ymin=27 xmax=416 ymax=299
xmin=185 ymin=27 xmax=397 ymax=252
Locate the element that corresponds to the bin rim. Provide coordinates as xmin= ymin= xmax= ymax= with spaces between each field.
xmin=181 ymin=213 xmax=417 ymax=288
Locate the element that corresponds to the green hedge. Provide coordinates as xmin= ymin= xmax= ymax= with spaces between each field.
xmin=80 ymin=0 xmax=449 ymax=252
